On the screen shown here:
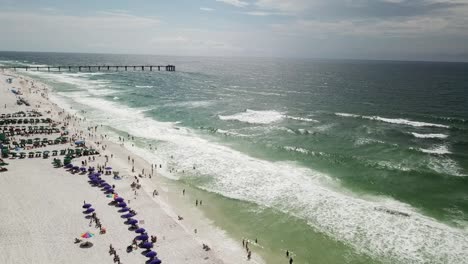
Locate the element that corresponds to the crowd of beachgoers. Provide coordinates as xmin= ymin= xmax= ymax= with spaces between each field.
xmin=0 ymin=70 xmax=270 ymax=264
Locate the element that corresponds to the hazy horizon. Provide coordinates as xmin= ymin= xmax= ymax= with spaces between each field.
xmin=1 ymin=0 xmax=468 ymax=62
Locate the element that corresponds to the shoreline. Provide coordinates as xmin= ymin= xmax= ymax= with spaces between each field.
xmin=0 ymin=69 xmax=265 ymax=264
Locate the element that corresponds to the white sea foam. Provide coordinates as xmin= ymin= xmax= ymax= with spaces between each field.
xmin=427 ymin=157 xmax=467 ymax=177
xmin=219 ymin=109 xmax=285 ymax=124
xmin=135 ymin=85 xmax=154 ymax=88
xmin=335 ymin=113 xmax=449 ymax=128
xmin=52 ymin=95 xmax=468 ymax=264
xmin=418 ymin=145 xmax=452 ymax=155
xmin=410 ymin=132 xmax=448 ymax=139
xmin=354 ymin=138 xmax=386 ymax=146
xmin=216 ymin=129 xmax=250 ymax=137
xmin=286 ymin=116 xmax=319 ymax=123
xmin=283 ymin=146 xmax=310 ymax=154
xmin=165 ymin=100 xmax=215 ymax=108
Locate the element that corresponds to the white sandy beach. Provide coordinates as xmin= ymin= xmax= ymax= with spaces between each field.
xmin=0 ymin=70 xmax=265 ymax=264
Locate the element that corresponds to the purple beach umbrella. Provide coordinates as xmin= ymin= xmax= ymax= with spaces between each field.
xmin=65 ymin=164 xmax=73 ymax=168
xmin=80 ymin=167 xmax=87 ymax=171
xmin=118 ymin=202 xmax=127 ymax=207
xmin=122 ymin=213 xmax=135 ymax=218
xmin=72 ymin=166 xmax=80 ymax=170
xmin=148 ymin=259 xmax=161 ymax=264
xmin=84 ymin=208 xmax=95 ymax=214
xmin=127 ymin=219 xmax=138 ymax=225
xmin=145 ymin=251 xmax=157 ymax=258
xmin=82 ymin=203 xmax=92 ymax=208
xmin=105 ymin=167 xmax=112 ymax=170
xmin=119 ymin=207 xmax=129 ymax=212
xmin=88 ymin=167 xmax=95 ymax=172
xmin=141 ymin=241 xmax=153 ymax=249
xmin=114 ymin=197 xmax=124 ymax=202
xmin=136 ymin=234 xmax=149 ymax=241
xmin=135 ymin=228 xmax=146 ymax=233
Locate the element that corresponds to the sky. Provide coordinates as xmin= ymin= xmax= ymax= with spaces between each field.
xmin=0 ymin=0 xmax=468 ymax=61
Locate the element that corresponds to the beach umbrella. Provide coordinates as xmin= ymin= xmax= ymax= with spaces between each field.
xmin=114 ymin=197 xmax=124 ymax=202
xmin=80 ymin=167 xmax=87 ymax=172
xmin=148 ymin=259 xmax=161 ymax=264
xmin=65 ymin=164 xmax=73 ymax=168
xmin=75 ymin=140 xmax=85 ymax=145
xmin=145 ymin=251 xmax=157 ymax=258
xmin=94 ymin=173 xmax=101 ymax=177
xmin=135 ymin=228 xmax=146 ymax=233
xmin=82 ymin=203 xmax=92 ymax=209
xmin=84 ymin=208 xmax=95 ymax=214
xmin=148 ymin=258 xmax=161 ymax=264
xmin=73 ymin=166 xmax=80 ymax=170
xmin=119 ymin=207 xmax=129 ymax=212
xmin=103 ymin=185 xmax=112 ymax=190
xmin=80 ymin=231 xmax=94 ymax=239
xmin=88 ymin=167 xmax=95 ymax=172
xmin=105 ymin=167 xmax=112 ymax=170
xmin=118 ymin=202 xmax=127 ymax=208
xmin=136 ymin=234 xmax=149 ymax=241
xmin=141 ymin=242 xmax=153 ymax=249
xmin=127 ymin=219 xmax=138 ymax=225
xmin=122 ymin=213 xmax=135 ymax=218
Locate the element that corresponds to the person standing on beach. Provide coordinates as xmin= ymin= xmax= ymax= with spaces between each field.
xmin=289 ymin=257 xmax=293 ymax=264
xmin=182 ymin=189 xmax=185 ymax=196
xmin=196 ymin=200 xmax=198 ymax=206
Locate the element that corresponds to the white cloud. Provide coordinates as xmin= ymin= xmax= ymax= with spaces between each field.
xmin=216 ymin=0 xmax=249 ymax=8
xmin=200 ymin=7 xmax=215 ymax=11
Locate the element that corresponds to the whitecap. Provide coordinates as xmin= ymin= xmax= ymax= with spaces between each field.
xmin=336 ymin=113 xmax=449 ymax=128
xmin=410 ymin=132 xmax=448 ymax=139
xmin=219 ymin=109 xmax=285 ymax=124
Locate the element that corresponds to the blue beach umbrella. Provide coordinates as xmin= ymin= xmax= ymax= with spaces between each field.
xmin=72 ymin=166 xmax=80 ymax=170
xmin=136 ymin=234 xmax=149 ymax=241
xmin=122 ymin=213 xmax=134 ymax=218
xmin=84 ymin=208 xmax=95 ymax=214
xmin=140 ymin=241 xmax=153 ymax=249
xmin=118 ymin=202 xmax=127 ymax=208
xmin=82 ymin=203 xmax=92 ymax=208
xmin=80 ymin=167 xmax=87 ymax=172
xmin=145 ymin=251 xmax=157 ymax=258
xmin=119 ymin=207 xmax=129 ymax=212
xmin=135 ymin=228 xmax=146 ymax=233
xmin=65 ymin=164 xmax=73 ymax=168
xmin=127 ymin=219 xmax=138 ymax=225
xmin=114 ymin=197 xmax=124 ymax=202
xmin=75 ymin=140 xmax=85 ymax=145
xmin=148 ymin=259 xmax=161 ymax=264
xmin=103 ymin=185 xmax=112 ymax=190
xmin=105 ymin=167 xmax=112 ymax=170
xmin=88 ymin=167 xmax=95 ymax=172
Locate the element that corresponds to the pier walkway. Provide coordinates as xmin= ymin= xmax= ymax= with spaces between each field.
xmin=0 ymin=65 xmax=176 ymax=72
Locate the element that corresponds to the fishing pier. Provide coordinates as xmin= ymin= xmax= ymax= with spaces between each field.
xmin=0 ymin=65 xmax=176 ymax=72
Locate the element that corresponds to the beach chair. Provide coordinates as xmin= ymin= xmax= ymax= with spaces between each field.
xmin=28 ymin=152 xmax=35 ymax=158
xmin=35 ymin=151 xmax=42 ymax=158
xmin=19 ymin=152 xmax=26 ymax=159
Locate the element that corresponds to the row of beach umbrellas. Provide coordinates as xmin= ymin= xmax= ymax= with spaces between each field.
xmin=74 ymin=166 xmax=161 ymax=264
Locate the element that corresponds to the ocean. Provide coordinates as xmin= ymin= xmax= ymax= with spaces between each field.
xmin=1 ymin=51 xmax=468 ymax=263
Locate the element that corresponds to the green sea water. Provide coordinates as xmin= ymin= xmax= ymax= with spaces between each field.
xmin=1 ymin=52 xmax=468 ymax=263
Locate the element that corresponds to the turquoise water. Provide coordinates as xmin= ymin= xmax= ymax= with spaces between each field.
xmin=1 ymin=52 xmax=468 ymax=263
